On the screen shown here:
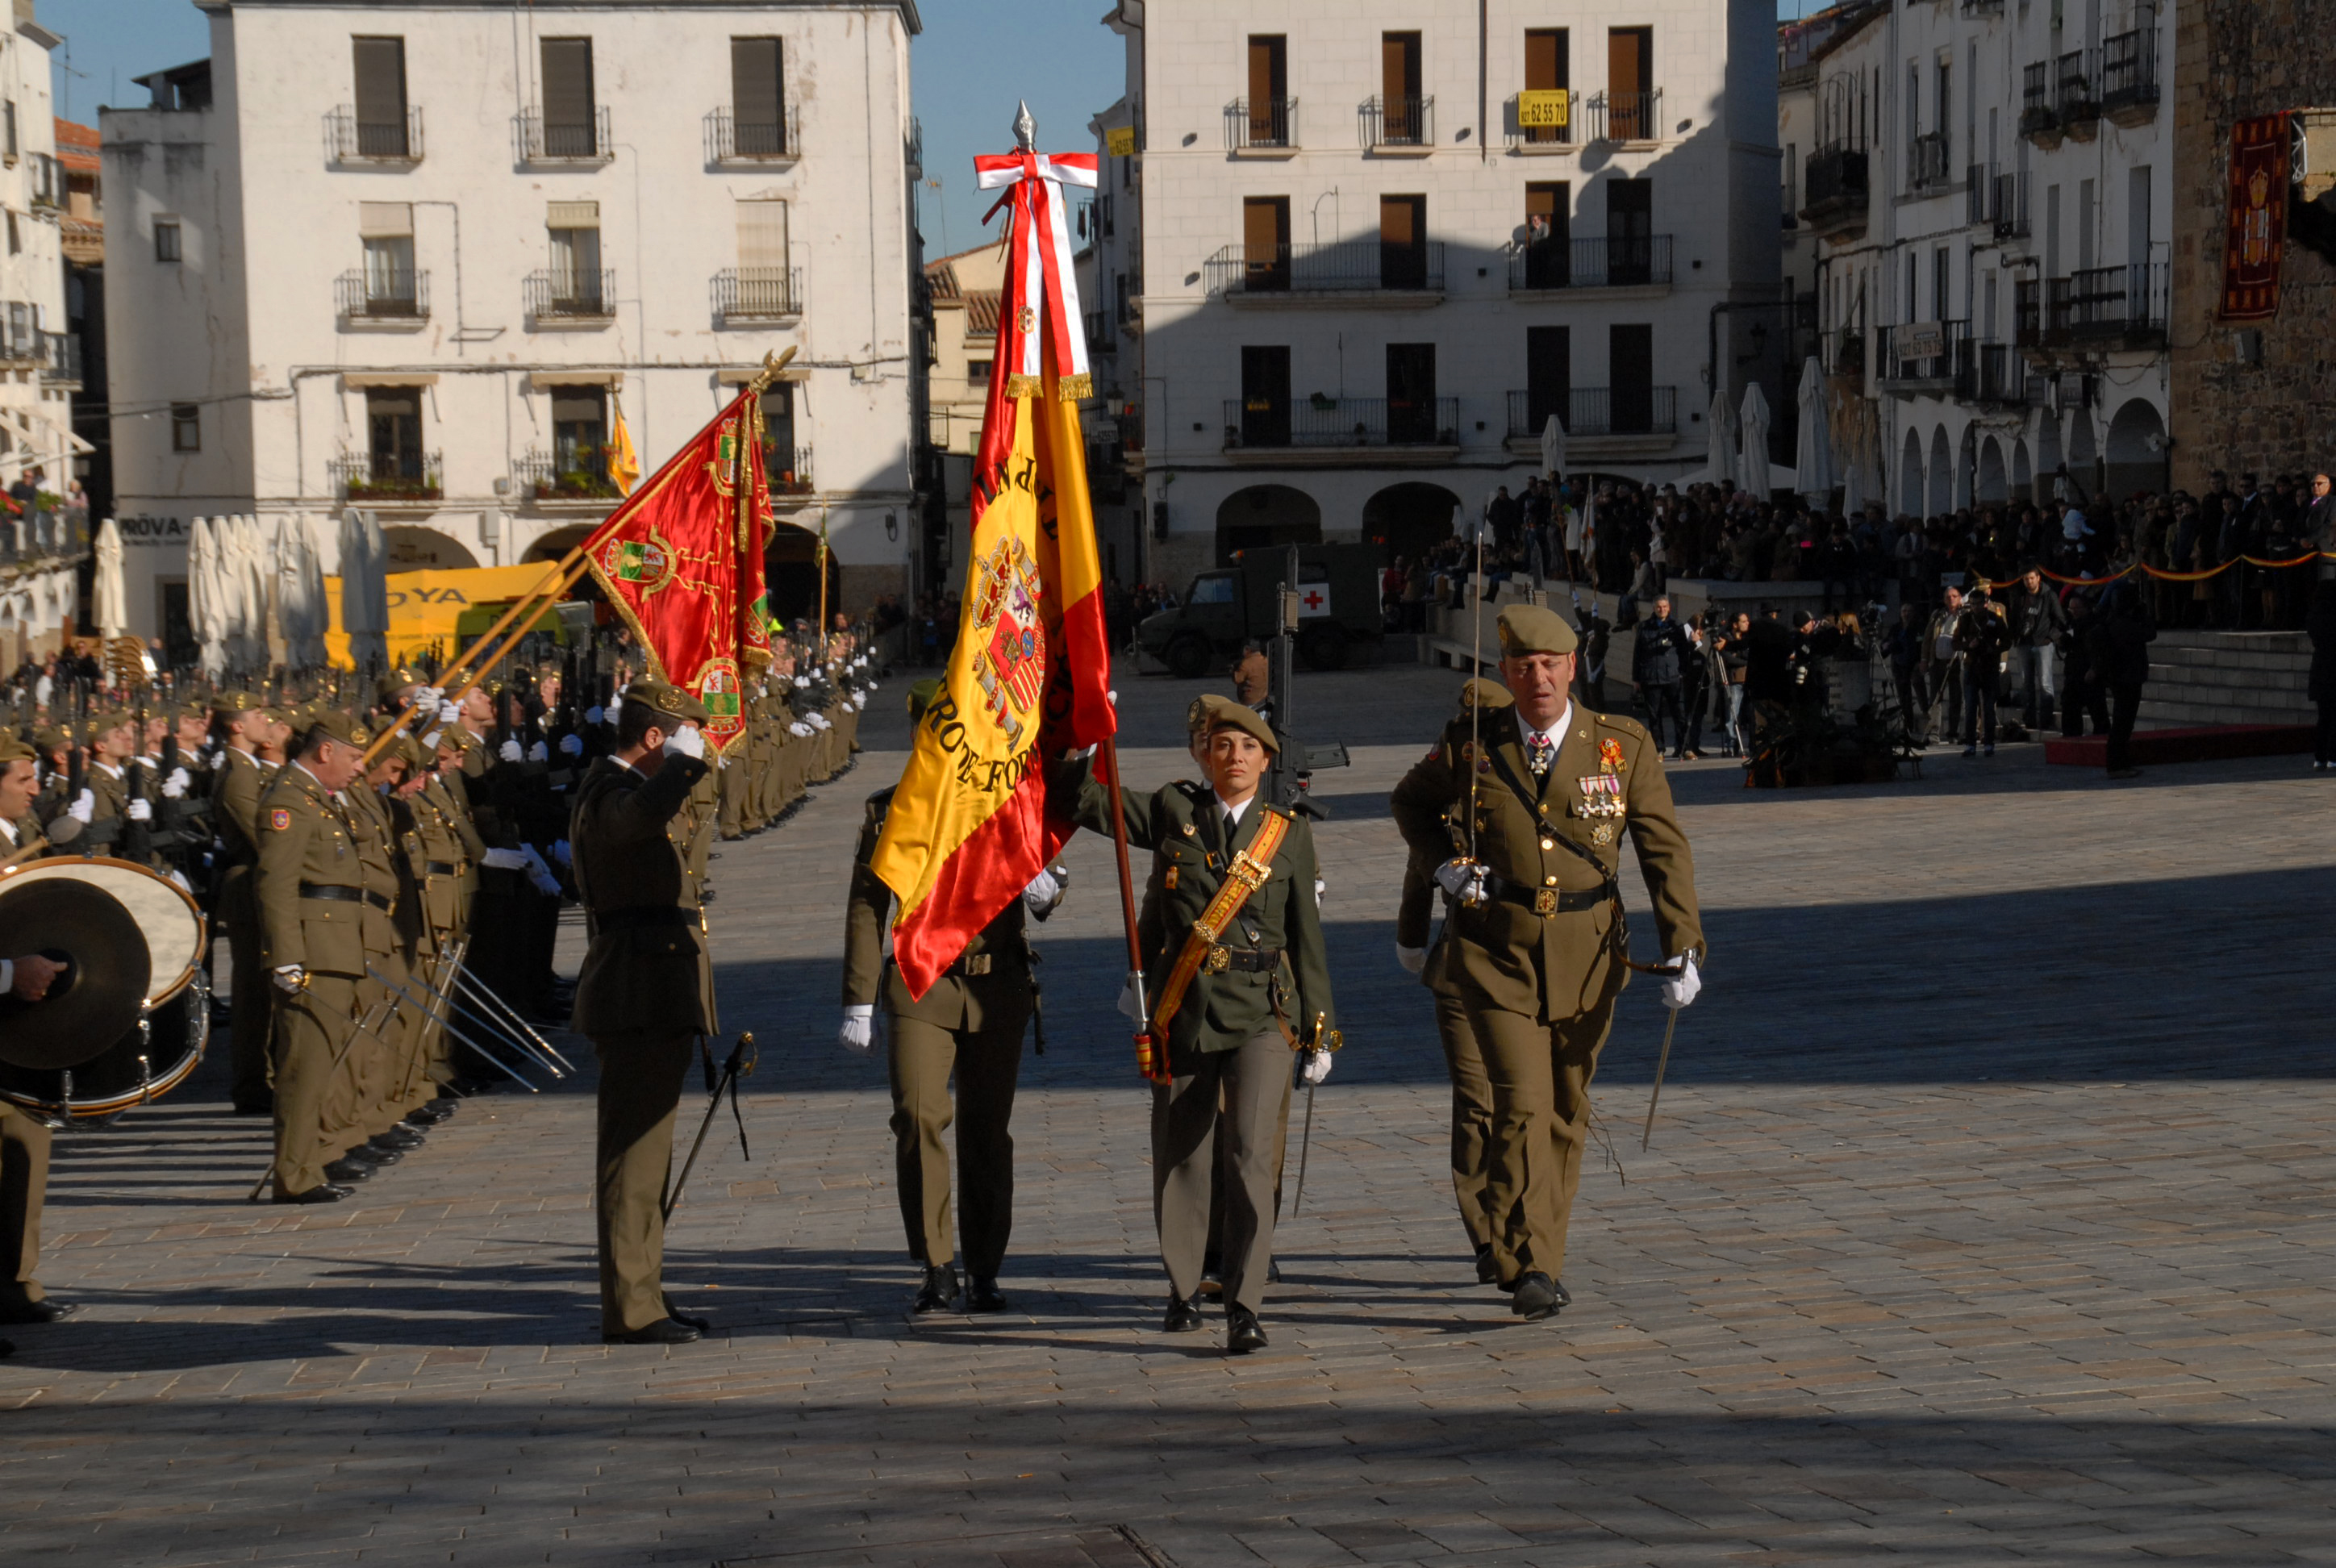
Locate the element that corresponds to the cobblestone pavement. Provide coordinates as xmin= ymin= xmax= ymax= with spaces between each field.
xmin=3 ymin=662 xmax=2332 ymax=1566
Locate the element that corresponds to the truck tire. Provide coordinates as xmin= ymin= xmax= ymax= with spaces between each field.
xmin=1299 ymin=625 xmax=1347 ymax=671
xmin=1166 ymin=636 xmax=1211 ymax=680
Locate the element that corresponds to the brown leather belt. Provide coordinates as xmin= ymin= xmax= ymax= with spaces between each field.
xmin=1484 ymin=874 xmax=1605 ymax=918
xmin=1202 ymin=945 xmax=1283 ymax=974
xmin=592 ymin=906 xmax=697 ymax=932
xmin=298 ymin=882 xmax=394 ymax=912
xmin=425 ymin=861 xmax=461 ymax=876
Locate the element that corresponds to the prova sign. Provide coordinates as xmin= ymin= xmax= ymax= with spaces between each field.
xmin=115 ymin=515 xmax=192 ymax=548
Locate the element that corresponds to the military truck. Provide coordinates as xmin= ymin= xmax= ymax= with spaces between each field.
xmin=1138 ymin=543 xmax=1385 ymax=678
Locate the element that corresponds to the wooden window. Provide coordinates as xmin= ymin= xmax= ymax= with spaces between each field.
xmin=351 ymin=36 xmax=408 ymax=156
xmin=1610 ymin=323 xmax=1653 ymax=433
xmin=1524 ymin=181 xmax=1570 ymax=286
xmin=1608 ymin=27 xmax=1654 ymax=140
xmin=1527 ymin=326 xmax=1571 ymax=436
xmin=1380 ymin=194 xmax=1427 ymax=289
xmin=1246 ymin=35 xmax=1287 ymax=145
xmin=731 ymin=37 xmax=786 ymax=156
xmin=1386 ymin=343 xmax=1437 ymax=443
xmin=1382 ymin=32 xmax=1422 ymax=143
xmin=540 ymin=37 xmax=596 ymax=155
xmin=1606 ymin=177 xmax=1653 ymax=284
xmin=1523 ymin=29 xmax=1569 ymax=144
xmin=1239 ymin=344 xmax=1290 ymax=446
xmin=1241 ymin=196 xmax=1289 ymax=290
xmin=171 ymin=404 xmax=200 ymax=452
xmin=154 ymin=220 xmax=181 ymax=262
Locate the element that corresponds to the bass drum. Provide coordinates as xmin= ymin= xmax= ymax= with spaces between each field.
xmin=0 ymin=969 xmax=211 ymax=1122
xmin=0 ymin=857 xmax=206 ymax=1004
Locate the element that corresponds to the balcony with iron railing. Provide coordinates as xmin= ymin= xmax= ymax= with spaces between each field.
xmin=0 ymin=507 xmax=90 ymax=571
xmin=336 ymin=268 xmax=429 ymax=323
xmin=324 ymin=105 xmax=423 ymax=163
xmin=331 ymin=448 xmax=443 ymax=503
xmin=1994 ymin=169 xmax=2031 ymax=238
xmin=1224 ymin=394 xmax=1459 ymax=449
xmin=2020 ymin=61 xmax=2059 ymax=140
xmin=515 ymin=448 xmax=621 ymax=503
xmin=1971 ymin=344 xmax=2030 ymax=407
xmin=1503 ymin=90 xmax=1579 ymax=148
xmin=2056 ymin=50 xmax=2100 ymax=136
xmin=1801 ymin=142 xmax=1870 ymax=234
xmin=711 ymin=266 xmax=801 ymax=323
xmin=1584 ymin=89 xmax=1664 ymax=144
xmin=1507 ymin=234 xmax=1674 ymax=292
xmin=37 ymin=332 xmax=80 ymax=389
xmin=524 ymin=268 xmax=616 ymax=323
xmin=1875 ymin=319 xmax=1971 ymax=394
xmin=1360 ymin=94 xmax=1433 ymax=151
xmin=2067 ymin=262 xmax=2167 ymax=344
xmin=1084 ymin=310 xmax=1114 ymax=357
xmin=2100 ymin=26 xmax=2159 ymax=123
xmin=514 ymin=105 xmax=612 ymax=163
xmin=768 ymin=446 xmax=814 ymax=496
xmin=1225 ymin=97 xmax=1299 ymax=152
xmin=1908 ymin=131 xmax=1952 ymax=194
xmin=1505 ymin=386 xmax=1678 ymax=440
xmin=1204 ymin=239 xmax=1445 ymax=300
xmin=704 ymin=103 xmax=800 ymax=163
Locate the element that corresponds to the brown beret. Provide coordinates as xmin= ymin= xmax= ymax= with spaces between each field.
xmin=0 ymin=738 xmax=34 ymax=766
xmin=375 ymin=666 xmax=427 ymax=703
xmin=621 ymin=679 xmax=710 ymax=727
xmin=1189 ymin=693 xmax=1278 ymax=754
xmin=1495 ymin=603 xmax=1580 ymax=657
xmin=31 ymin=726 xmax=64 ymax=751
xmin=210 ymin=690 xmax=260 ymax=715
xmin=301 ymin=710 xmax=374 ymax=750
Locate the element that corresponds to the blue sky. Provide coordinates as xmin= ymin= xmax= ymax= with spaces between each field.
xmin=47 ymin=1 xmax=1814 ymax=256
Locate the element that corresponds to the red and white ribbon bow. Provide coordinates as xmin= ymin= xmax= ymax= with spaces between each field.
xmin=974 ymin=148 xmax=1097 ymax=399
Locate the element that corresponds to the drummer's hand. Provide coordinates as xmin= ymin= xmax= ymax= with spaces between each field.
xmin=127 ymin=798 xmax=152 ymax=822
xmin=271 ymin=965 xmax=306 ymax=995
xmin=10 ymin=954 xmax=61 ymax=1001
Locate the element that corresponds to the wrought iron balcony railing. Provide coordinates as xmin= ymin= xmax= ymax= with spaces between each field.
xmin=704 ymin=104 xmax=800 ymax=162
xmin=1225 ymin=97 xmax=1298 ymax=151
xmin=1360 ymin=94 xmax=1433 ymax=149
xmin=332 ymin=449 xmax=442 ymax=501
xmin=324 ymin=105 xmax=423 ymax=163
xmin=1508 ymin=234 xmax=1674 ymax=291
xmin=336 ymin=269 xmax=429 ymax=322
xmin=1204 ymin=239 xmax=1445 ymax=298
xmin=514 ymin=106 xmax=612 ymax=163
xmin=1223 ymin=394 xmax=1459 ymax=448
xmin=524 ymin=268 xmax=616 ymax=322
xmin=1505 ymin=386 xmax=1678 ymax=440
xmin=710 ymin=266 xmax=801 ymax=323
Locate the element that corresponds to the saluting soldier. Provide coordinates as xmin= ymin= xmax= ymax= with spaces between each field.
xmin=1057 ymin=694 xmax=1337 ymax=1356
xmin=841 ymin=679 xmax=1061 ymax=1316
xmin=568 ymin=679 xmax=715 ymax=1345
xmin=1395 ymin=677 xmax=1514 ymax=1282
xmin=253 ymin=711 xmax=379 ymax=1204
xmin=1391 ymin=605 xmax=1704 ymax=1322
xmin=211 ymin=691 xmax=281 ymax=1114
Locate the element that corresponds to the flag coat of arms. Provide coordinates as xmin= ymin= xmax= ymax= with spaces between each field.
xmin=870 ymin=143 xmax=1114 ymax=998
xmin=581 ymin=387 xmax=774 ymax=753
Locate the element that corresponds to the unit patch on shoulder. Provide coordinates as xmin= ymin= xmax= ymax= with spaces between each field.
xmin=269 ymin=807 xmax=292 ymax=832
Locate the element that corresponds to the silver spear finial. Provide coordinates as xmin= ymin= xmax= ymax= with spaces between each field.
xmin=1013 ymin=100 xmax=1037 ymax=152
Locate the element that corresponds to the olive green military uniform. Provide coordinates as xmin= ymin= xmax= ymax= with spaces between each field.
xmin=1059 ymin=724 xmax=1336 ymax=1316
xmin=402 ymin=771 xmax=476 ymax=1109
xmin=843 ymin=786 xmax=1032 ymax=1281
xmin=0 ymin=803 xmax=53 ymax=1314
xmin=1390 ymin=610 xmax=1704 ymax=1291
xmin=212 ymin=744 xmax=277 ymax=1110
xmin=255 ymin=760 xmax=373 ymax=1199
xmin=569 ymin=694 xmax=715 ymax=1337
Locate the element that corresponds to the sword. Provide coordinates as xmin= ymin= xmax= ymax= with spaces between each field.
xmin=1291 ymin=1075 xmax=1318 ymax=1216
xmin=368 ymin=965 xmax=550 ymax=1089
xmin=244 ymin=985 xmax=409 ymax=1202
xmin=1629 ymin=957 xmax=1691 ymax=1151
xmin=661 ymin=1032 xmax=757 ymax=1221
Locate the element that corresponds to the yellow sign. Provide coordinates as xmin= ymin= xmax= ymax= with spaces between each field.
xmin=1517 ymin=90 xmax=1571 ymax=130
xmin=1105 ymin=125 xmax=1137 ymax=157
xmin=322 ymin=563 xmax=569 ymax=669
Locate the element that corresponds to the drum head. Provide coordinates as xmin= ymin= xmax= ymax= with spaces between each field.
xmin=2 ymin=857 xmax=206 ymax=1003
xmin=0 ymin=878 xmax=151 ymax=1070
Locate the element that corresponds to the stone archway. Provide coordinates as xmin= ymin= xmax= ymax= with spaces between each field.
xmin=1978 ymin=436 xmax=2008 ymax=504
xmin=383 ymin=525 xmax=479 ymax=570
xmin=2103 ymin=398 xmax=2167 ymax=500
xmin=1900 ymin=427 xmax=1925 ymax=518
xmin=1215 ymin=484 xmax=1323 ymax=565
xmin=1927 ymin=426 xmax=1952 ymax=519
xmin=1361 ymin=482 xmax=1462 ymax=568
xmin=524 ymin=525 xmax=598 ymax=563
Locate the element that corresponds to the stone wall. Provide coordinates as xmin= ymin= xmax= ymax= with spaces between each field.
xmin=2169 ymin=2 xmax=2336 ymax=491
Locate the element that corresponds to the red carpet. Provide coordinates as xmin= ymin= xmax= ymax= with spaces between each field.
xmin=2044 ymin=724 xmax=2314 ymax=767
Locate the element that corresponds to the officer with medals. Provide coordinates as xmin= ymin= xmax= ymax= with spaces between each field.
xmin=1395 ymin=678 xmax=1513 ymax=1282
xmin=1391 ymin=604 xmax=1704 ymax=1322
xmin=568 ymin=678 xmax=715 ymax=1346
xmin=840 ymin=679 xmax=1063 ymax=1316
xmin=1058 ymin=694 xmax=1338 ymax=1356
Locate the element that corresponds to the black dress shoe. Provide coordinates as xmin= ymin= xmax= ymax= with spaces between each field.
xmin=603 ymin=1316 xmax=700 ymax=1345
xmin=965 ymin=1276 xmax=1009 ymax=1313
xmin=402 ymin=1106 xmax=448 ymax=1128
xmin=661 ymin=1295 xmax=712 ymax=1333
xmin=911 ymin=1263 xmax=961 ymax=1315
xmin=344 ymin=1144 xmax=400 ymax=1166
xmin=1162 ymin=1295 xmax=1203 ymax=1333
xmin=273 ymin=1183 xmax=352 ymax=1205
xmin=0 ymin=1299 xmax=76 ymax=1325
xmin=1510 ymin=1272 xmax=1563 ymax=1320
xmin=322 ymin=1157 xmax=373 ymax=1183
xmin=372 ymin=1128 xmax=424 ymax=1151
xmin=1474 ymin=1244 xmax=1499 ymax=1285
xmin=1225 ymin=1306 xmax=1268 ymax=1355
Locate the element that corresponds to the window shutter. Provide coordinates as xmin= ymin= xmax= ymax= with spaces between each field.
xmin=540 ymin=38 xmax=594 ymax=127
xmin=547 ymin=201 xmax=601 ymax=230
xmin=351 ymin=37 xmax=407 ymax=125
xmin=358 ymin=202 xmax=413 ymax=238
xmin=736 ymin=198 xmax=787 ymax=268
xmin=732 ymin=38 xmax=782 ymax=127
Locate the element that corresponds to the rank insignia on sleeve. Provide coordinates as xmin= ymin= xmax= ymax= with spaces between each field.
xmin=269 ymin=807 xmax=291 ymax=832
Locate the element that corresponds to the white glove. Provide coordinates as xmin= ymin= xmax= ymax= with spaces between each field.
xmin=438 ymin=701 xmax=460 ymax=724
xmin=664 ymin=724 xmax=706 ymax=761
xmin=867 ymin=681 xmax=879 ymax=693
xmin=795 ymin=675 xmax=811 ymax=688
xmin=1661 ymin=954 xmax=1702 ymax=1011
xmin=169 ymin=869 xmax=191 ymax=894
xmin=789 ymin=722 xmax=811 ymax=736
xmin=1022 ymin=867 xmax=1064 ymax=920
xmin=519 ymin=844 xmax=562 ymax=898
xmin=163 ymin=765 xmax=191 ymax=798
xmin=852 ymin=691 xmax=867 ymax=709
xmin=1396 ymin=945 xmax=1426 ymax=974
xmin=584 ymin=705 xmax=605 ymax=725
xmin=1299 ymin=1049 xmax=1333 ymax=1086
xmin=481 ymin=847 xmax=529 ymax=871
xmin=67 ymin=787 xmax=94 ymax=823
xmin=839 ymin=1003 xmax=875 ymax=1055
xmin=528 ymin=740 xmax=549 ymax=763
xmin=272 ymin=964 xmax=305 ymax=994
xmin=551 ymin=839 xmax=572 ymax=867
xmin=127 ymin=798 xmax=152 ymax=822
xmin=498 ymin=738 xmax=523 ymax=762
xmin=1313 ymin=876 xmax=1326 ymax=909
xmin=1433 ymin=858 xmax=1486 ymax=903
xmin=559 ymin=732 xmax=583 ymax=756
xmin=811 ymin=712 xmax=832 ymax=731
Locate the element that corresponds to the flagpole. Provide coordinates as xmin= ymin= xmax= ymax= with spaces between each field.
xmin=1095 ymin=732 xmax=1158 ymax=1080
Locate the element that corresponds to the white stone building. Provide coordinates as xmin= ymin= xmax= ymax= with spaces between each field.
xmin=1090 ymin=0 xmax=1783 ymax=585
xmin=1791 ymin=0 xmax=2170 ymax=519
xmin=102 ymin=0 xmax=925 ymax=647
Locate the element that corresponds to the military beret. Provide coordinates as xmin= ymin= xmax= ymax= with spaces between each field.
xmin=1495 ymin=603 xmax=1580 ymax=657
xmin=907 ymin=678 xmax=943 ymax=723
xmin=210 ymin=690 xmax=260 ymax=715
xmin=1189 ymin=692 xmax=1278 ymax=754
xmin=31 ymin=726 xmax=64 ymax=751
xmin=375 ymin=666 xmax=427 ymax=703
xmin=1458 ymin=676 xmax=1515 ymax=713
xmin=620 ymin=678 xmax=710 ymax=727
xmin=435 ymin=726 xmax=476 ymax=753
xmin=395 ymin=734 xmax=431 ymax=768
xmin=263 ymin=706 xmax=297 ymax=728
xmin=300 ymin=710 xmax=374 ymax=751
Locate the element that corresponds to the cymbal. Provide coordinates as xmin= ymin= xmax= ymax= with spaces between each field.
xmin=0 ymin=878 xmax=151 ymax=1070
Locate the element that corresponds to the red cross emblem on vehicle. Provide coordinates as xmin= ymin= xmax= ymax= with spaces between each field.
xmin=1301 ymin=588 xmax=1327 ymax=612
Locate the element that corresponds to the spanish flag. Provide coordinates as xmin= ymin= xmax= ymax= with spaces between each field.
xmin=606 ymin=394 xmax=643 ymax=496
xmin=870 ymin=157 xmax=1114 ymax=996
